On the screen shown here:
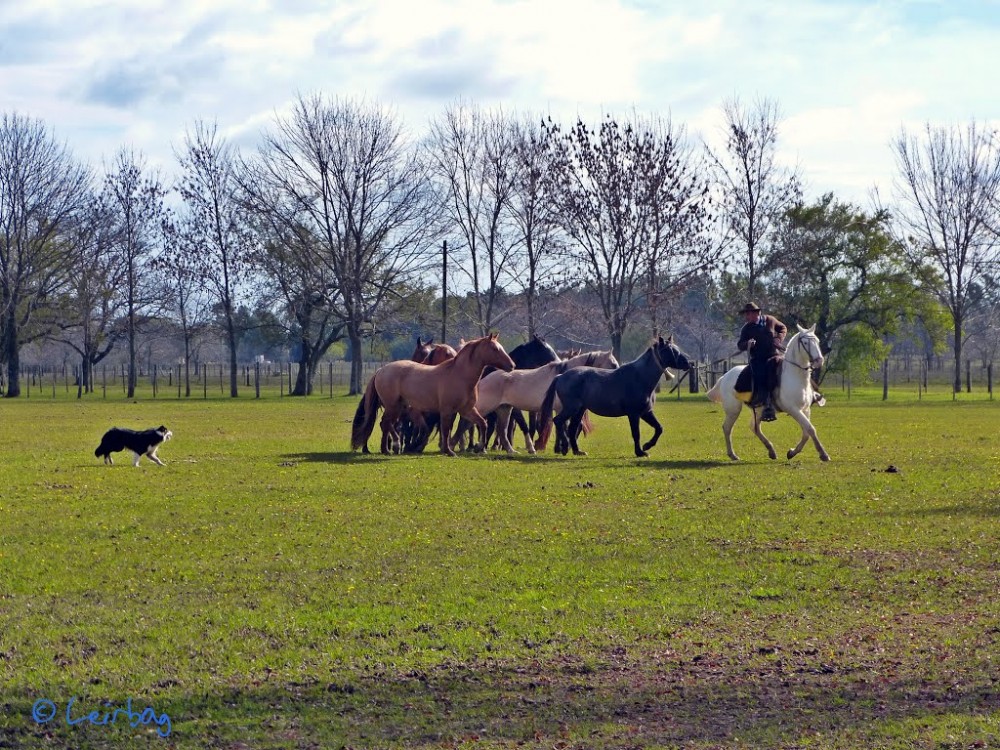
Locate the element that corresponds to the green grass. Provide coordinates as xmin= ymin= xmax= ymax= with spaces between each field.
xmin=2 ymin=388 xmax=1000 ymax=748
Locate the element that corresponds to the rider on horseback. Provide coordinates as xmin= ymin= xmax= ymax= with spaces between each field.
xmin=737 ymin=302 xmax=787 ymax=422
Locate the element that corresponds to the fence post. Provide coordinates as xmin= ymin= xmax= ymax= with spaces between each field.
xmin=280 ymin=363 xmax=284 ymax=397
xmin=330 ymin=362 xmax=334 ymax=398
xmin=966 ymin=359 xmax=971 ymax=393
xmin=689 ymin=362 xmax=700 ymax=393
xmin=203 ymin=364 xmax=208 ymax=399
xmin=882 ymin=359 xmax=889 ymax=401
xmin=153 ymin=364 xmax=157 ymax=398
xmin=255 ymin=362 xmax=261 ymax=399
xmin=989 ymin=362 xmax=994 ymax=400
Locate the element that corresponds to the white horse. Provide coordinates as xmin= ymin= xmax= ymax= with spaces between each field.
xmin=707 ymin=324 xmax=830 ymax=462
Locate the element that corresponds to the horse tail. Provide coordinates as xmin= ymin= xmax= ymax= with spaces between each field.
xmin=537 ymin=380 xmax=559 ymax=450
xmin=580 ymin=410 xmax=594 ymax=435
xmin=351 ymin=376 xmax=381 ymax=451
xmin=706 ymin=380 xmax=722 ymax=403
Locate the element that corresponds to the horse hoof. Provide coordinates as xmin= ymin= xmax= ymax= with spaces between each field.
xmin=786 ymin=450 xmax=796 ymax=460
xmin=573 ymin=450 xmax=588 ymax=456
xmin=821 ymin=454 xmax=831 ymax=462
xmin=636 ymin=450 xmax=648 ymax=458
xmin=729 ymin=454 xmax=740 ymax=461
xmin=768 ymin=451 xmax=777 ymax=460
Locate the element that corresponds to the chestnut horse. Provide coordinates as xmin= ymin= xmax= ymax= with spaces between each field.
xmin=351 ymin=334 xmax=515 ymax=456
xmin=401 ymin=337 xmax=459 ymax=452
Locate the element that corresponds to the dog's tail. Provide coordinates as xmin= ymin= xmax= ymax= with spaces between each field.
xmin=536 ymin=380 xmax=559 ymax=451
xmin=351 ymin=376 xmax=381 ymax=452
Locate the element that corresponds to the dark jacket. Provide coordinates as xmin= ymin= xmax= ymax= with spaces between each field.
xmin=738 ymin=314 xmax=787 ymax=362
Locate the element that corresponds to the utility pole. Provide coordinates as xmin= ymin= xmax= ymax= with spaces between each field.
xmin=441 ymin=239 xmax=448 ymax=344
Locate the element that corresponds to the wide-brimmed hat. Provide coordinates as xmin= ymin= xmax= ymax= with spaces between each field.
xmin=738 ymin=302 xmax=761 ymax=314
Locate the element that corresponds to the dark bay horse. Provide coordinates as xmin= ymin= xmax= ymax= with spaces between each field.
xmin=351 ymin=334 xmax=515 ymax=456
xmin=538 ymin=336 xmax=691 ymax=457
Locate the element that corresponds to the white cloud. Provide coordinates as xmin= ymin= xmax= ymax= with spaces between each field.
xmin=0 ymin=0 xmax=996 ymax=201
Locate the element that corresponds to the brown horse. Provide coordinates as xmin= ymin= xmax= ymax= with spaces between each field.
xmin=401 ymin=337 xmax=459 ymax=452
xmin=351 ymin=334 xmax=515 ymax=456
xmin=411 ymin=337 xmax=458 ymax=365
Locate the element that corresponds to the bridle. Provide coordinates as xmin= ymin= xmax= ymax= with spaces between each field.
xmin=784 ymin=334 xmax=822 ymax=372
xmin=651 ymin=342 xmax=676 ymax=372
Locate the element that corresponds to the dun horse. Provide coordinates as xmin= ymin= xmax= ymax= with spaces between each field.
xmin=454 ymin=350 xmax=619 ymax=454
xmin=351 ymin=334 xmax=515 ymax=456
xmin=707 ymin=324 xmax=830 ymax=461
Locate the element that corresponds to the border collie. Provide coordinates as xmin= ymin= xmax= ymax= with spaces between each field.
xmin=95 ymin=426 xmax=173 ymax=466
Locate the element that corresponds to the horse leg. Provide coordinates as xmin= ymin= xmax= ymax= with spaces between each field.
xmin=510 ymin=409 xmax=530 ymax=450
xmin=453 ymin=416 xmax=471 ymax=451
xmin=567 ymin=411 xmax=587 ymax=456
xmin=722 ymin=405 xmax=741 ymax=461
xmin=639 ymin=409 xmax=663 ymax=454
xmin=439 ymin=412 xmax=458 ymax=457
xmin=552 ymin=409 xmax=570 ymax=455
xmin=628 ymin=414 xmax=646 ymax=457
xmin=460 ymin=407 xmax=490 ymax=454
xmin=749 ymin=408 xmax=778 ymax=460
xmin=495 ymin=406 xmax=517 ymax=454
xmin=785 ymin=407 xmax=831 ymax=461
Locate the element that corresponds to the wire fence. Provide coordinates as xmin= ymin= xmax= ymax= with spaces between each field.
xmin=3 ymin=355 xmax=997 ymax=401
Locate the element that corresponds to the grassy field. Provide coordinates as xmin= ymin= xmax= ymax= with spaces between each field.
xmin=1 ymin=386 xmax=999 ymax=749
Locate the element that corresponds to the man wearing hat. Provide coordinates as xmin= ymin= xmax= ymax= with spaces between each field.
xmin=737 ymin=302 xmax=787 ymax=421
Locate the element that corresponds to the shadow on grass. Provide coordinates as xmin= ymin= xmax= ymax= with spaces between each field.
xmin=5 ymin=651 xmax=999 ymax=749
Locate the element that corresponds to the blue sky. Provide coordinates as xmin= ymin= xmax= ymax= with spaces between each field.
xmin=1 ymin=0 xmax=997 ymax=203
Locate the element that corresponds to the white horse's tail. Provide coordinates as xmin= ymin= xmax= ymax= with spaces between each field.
xmin=706 ymin=380 xmax=723 ymax=403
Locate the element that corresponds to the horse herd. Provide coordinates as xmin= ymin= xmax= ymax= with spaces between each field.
xmin=350 ymin=326 xmax=830 ymax=462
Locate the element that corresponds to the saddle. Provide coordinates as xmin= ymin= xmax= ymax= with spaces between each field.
xmin=734 ymin=357 xmax=783 ymax=406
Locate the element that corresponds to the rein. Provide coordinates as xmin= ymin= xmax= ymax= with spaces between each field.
xmin=784 ymin=336 xmax=818 ymax=372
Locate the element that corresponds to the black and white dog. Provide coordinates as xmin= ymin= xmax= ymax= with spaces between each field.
xmin=95 ymin=426 xmax=173 ymax=466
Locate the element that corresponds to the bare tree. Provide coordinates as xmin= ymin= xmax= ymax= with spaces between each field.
xmin=507 ymin=116 xmax=565 ymax=336
xmin=706 ymin=96 xmax=800 ymax=300
xmin=102 ymin=148 xmax=168 ymax=398
xmin=58 ymin=193 xmax=127 ymax=394
xmin=171 ymin=121 xmax=253 ymax=397
xmin=891 ymin=121 xmax=1000 ymax=393
xmin=427 ymin=102 xmax=518 ymax=335
xmin=0 ymin=113 xmax=90 ymax=397
xmin=241 ymin=93 xmax=437 ymax=394
xmin=545 ymin=113 xmax=717 ymax=358
xmin=160 ymin=216 xmax=213 ymax=397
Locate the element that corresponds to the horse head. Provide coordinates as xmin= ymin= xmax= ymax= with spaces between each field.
xmin=462 ymin=333 xmax=515 ymax=372
xmin=653 ymin=335 xmax=691 ymax=372
xmin=792 ymin=324 xmax=824 ymax=370
xmin=510 ymin=334 xmax=560 ymax=369
xmin=594 ymin=350 xmax=619 ymax=369
xmin=411 ymin=336 xmax=432 ymax=362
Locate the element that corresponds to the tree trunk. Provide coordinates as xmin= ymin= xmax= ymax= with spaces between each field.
xmin=610 ymin=329 xmax=623 ymax=362
xmin=292 ymin=338 xmax=314 ymax=396
xmin=227 ymin=322 xmax=239 ymax=398
xmin=349 ymin=331 xmax=364 ymax=395
xmin=127 ymin=311 xmax=137 ymax=398
xmin=953 ymin=317 xmax=963 ymax=394
xmin=3 ymin=311 xmax=21 ymax=398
